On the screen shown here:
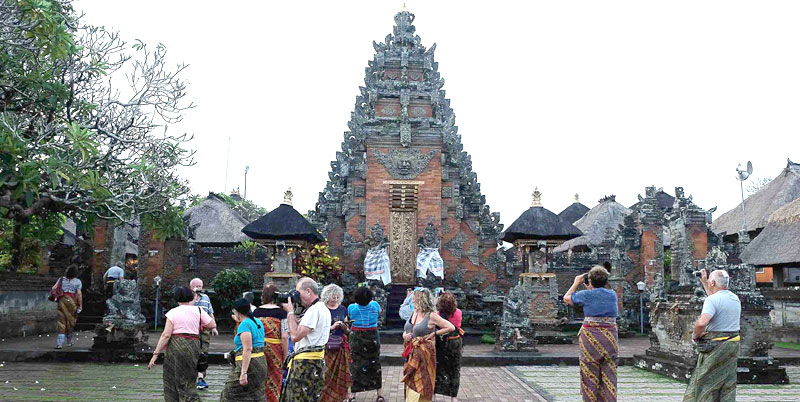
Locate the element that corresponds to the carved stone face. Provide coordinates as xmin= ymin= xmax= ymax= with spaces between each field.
xmin=397 ymin=160 xmax=412 ymax=175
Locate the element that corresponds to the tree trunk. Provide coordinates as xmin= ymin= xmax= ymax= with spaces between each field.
xmin=10 ymin=220 xmax=22 ymax=271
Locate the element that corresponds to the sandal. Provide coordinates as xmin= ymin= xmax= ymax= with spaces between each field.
xmin=376 ymin=396 xmax=385 ymax=402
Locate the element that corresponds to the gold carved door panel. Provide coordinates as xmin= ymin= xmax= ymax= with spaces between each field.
xmin=390 ymin=211 xmax=417 ymax=284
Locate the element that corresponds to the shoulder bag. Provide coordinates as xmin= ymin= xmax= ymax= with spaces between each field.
xmin=196 ymin=307 xmax=209 ymax=372
xmin=48 ymin=278 xmax=64 ymax=302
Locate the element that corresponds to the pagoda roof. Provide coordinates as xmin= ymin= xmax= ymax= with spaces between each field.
xmin=243 ymin=203 xmax=324 ymax=243
xmin=558 ymin=195 xmax=590 ymax=224
xmin=502 ymin=189 xmax=582 ymax=243
xmin=554 ymin=196 xmax=631 ymax=252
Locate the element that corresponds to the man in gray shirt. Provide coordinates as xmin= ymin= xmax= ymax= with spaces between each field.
xmin=683 ymin=269 xmax=741 ymax=402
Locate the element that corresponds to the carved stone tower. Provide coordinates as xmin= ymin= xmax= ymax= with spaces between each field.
xmin=308 ymin=11 xmax=505 ymax=295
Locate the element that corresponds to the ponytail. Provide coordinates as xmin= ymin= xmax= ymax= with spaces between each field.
xmin=234 ymin=297 xmax=262 ymax=329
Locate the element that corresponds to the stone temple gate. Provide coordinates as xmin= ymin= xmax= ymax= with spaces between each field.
xmin=308 ymin=11 xmax=505 ymax=295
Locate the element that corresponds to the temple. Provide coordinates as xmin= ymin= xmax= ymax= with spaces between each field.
xmin=308 ymin=11 xmax=506 ymax=324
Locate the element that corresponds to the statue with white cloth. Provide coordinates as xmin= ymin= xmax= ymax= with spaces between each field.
xmin=363 ymin=222 xmax=392 ymax=285
xmin=416 ymin=222 xmax=444 ymax=288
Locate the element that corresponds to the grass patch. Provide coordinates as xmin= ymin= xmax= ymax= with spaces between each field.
xmin=775 ymin=341 xmax=800 ymax=351
xmin=481 ymin=334 xmax=495 ymax=344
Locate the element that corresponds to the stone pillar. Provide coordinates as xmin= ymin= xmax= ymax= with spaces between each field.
xmin=772 ymin=267 xmax=785 ymax=288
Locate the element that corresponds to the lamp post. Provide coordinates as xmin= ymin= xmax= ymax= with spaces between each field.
xmin=244 ymin=166 xmax=250 ymax=199
xmin=154 ymin=275 xmax=162 ymax=331
xmin=637 ymin=281 xmax=645 ymax=334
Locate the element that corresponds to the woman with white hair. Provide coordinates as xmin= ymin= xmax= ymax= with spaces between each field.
xmin=320 ymin=284 xmax=352 ymax=402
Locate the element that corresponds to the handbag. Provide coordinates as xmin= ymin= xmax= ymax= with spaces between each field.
xmin=401 ymin=341 xmax=413 ymax=360
xmin=48 ymin=278 xmax=64 ymax=302
xmin=196 ymin=307 xmax=209 ymax=372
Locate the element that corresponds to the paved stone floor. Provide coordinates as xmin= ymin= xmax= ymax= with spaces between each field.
xmin=512 ymin=365 xmax=800 ymax=402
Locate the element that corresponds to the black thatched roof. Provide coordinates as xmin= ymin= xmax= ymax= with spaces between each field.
xmin=242 ymin=203 xmax=324 ymax=243
xmin=558 ymin=202 xmax=590 ymax=224
xmin=502 ymin=206 xmax=583 ymax=243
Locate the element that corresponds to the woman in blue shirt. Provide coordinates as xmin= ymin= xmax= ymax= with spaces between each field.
xmin=347 ymin=286 xmax=384 ymax=401
xmin=564 ymin=265 xmax=619 ymax=402
xmin=220 ymin=298 xmax=269 ymax=401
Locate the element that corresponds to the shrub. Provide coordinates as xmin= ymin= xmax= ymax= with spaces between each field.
xmin=292 ymin=243 xmax=342 ymax=284
xmin=481 ymin=334 xmax=496 ymax=344
xmin=211 ymin=268 xmax=254 ymax=314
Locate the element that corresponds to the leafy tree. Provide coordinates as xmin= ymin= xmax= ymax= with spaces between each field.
xmin=292 ymin=243 xmax=342 ymax=284
xmin=0 ymin=0 xmax=194 ymax=269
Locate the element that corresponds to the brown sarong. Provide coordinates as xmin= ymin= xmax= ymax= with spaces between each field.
xmin=220 ymin=347 xmax=269 ymax=402
xmin=163 ymin=335 xmax=201 ymax=402
xmin=321 ymin=335 xmax=353 ymax=402
xmin=579 ymin=317 xmax=618 ymax=402
xmin=56 ymin=294 xmax=78 ymax=334
xmin=257 ymin=317 xmax=285 ymax=402
xmin=402 ymin=336 xmax=436 ymax=401
xmin=682 ymin=331 xmax=740 ymax=402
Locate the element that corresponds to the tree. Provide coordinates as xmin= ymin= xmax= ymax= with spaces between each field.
xmin=0 ymin=0 xmax=194 ymax=270
xmin=747 ymin=177 xmax=772 ymax=195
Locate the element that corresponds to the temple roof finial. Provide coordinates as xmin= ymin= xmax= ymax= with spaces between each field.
xmin=283 ymin=188 xmax=293 ymax=206
xmin=574 ymin=193 xmax=580 ymax=203
xmin=531 ymin=187 xmax=542 ymax=208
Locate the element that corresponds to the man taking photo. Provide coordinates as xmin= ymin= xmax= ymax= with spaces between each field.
xmin=280 ymin=277 xmax=331 ymax=402
xmin=683 ymin=269 xmax=741 ymax=402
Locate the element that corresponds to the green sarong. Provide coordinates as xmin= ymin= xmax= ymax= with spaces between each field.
xmin=683 ymin=332 xmax=740 ymax=402
xmin=163 ymin=335 xmax=201 ymax=402
xmin=220 ymin=347 xmax=269 ymax=402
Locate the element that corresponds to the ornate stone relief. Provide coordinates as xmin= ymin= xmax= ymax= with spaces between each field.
xmin=372 ymin=148 xmax=437 ymax=179
xmin=400 ymin=123 xmax=412 ymax=147
xmin=444 ymin=232 xmax=468 ymax=258
xmin=465 ymin=242 xmax=480 ymax=266
xmin=467 ymin=220 xmax=481 ymax=234
xmin=421 ymin=222 xmax=441 ymax=248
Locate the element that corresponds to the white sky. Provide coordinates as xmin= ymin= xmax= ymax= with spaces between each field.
xmin=75 ymin=1 xmax=800 ymax=226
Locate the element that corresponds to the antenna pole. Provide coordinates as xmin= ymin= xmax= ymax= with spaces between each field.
xmin=224 ymin=137 xmax=231 ymax=193
xmin=739 ymin=178 xmax=748 ymax=232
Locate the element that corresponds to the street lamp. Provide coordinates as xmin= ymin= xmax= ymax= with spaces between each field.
xmin=244 ymin=166 xmax=250 ymax=200
xmin=154 ymin=275 xmax=162 ymax=331
xmin=636 ymin=281 xmax=646 ymax=334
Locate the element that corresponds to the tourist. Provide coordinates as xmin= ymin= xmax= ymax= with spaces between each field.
xmin=348 ymin=285 xmax=384 ymax=401
xmin=402 ymin=288 xmax=455 ymax=402
xmin=682 ymin=269 xmax=741 ymax=402
xmin=563 ymin=265 xmax=619 ymax=402
xmin=53 ymin=266 xmax=82 ymax=349
xmin=190 ymin=278 xmax=218 ymax=390
xmin=103 ymin=261 xmax=125 ymax=299
xmin=220 ymin=297 xmax=270 ymax=402
xmin=253 ymin=284 xmax=289 ymax=402
xmin=399 ymin=287 xmax=414 ymax=321
xmin=148 ymin=286 xmax=217 ymax=402
xmin=434 ymin=292 xmax=463 ymax=402
xmin=280 ymin=277 xmax=331 ymax=402
xmin=320 ymin=284 xmax=352 ymax=402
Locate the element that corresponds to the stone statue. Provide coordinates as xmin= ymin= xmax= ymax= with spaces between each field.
xmin=364 ymin=223 xmax=391 ymax=285
xmin=416 ymin=222 xmax=444 ymax=287
xmin=93 ymin=279 xmax=147 ymax=351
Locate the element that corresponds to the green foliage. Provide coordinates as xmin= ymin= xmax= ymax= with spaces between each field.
xmin=211 ymin=268 xmax=254 ymax=313
xmin=0 ymin=214 xmax=65 ymax=272
xmin=217 ymin=193 xmax=267 ymax=222
xmin=775 ymin=342 xmax=800 ymax=351
xmin=663 ymin=250 xmax=671 ymax=271
xmin=141 ymin=204 xmax=185 ymax=241
xmin=235 ymin=240 xmax=262 ymax=252
xmin=481 ymin=334 xmax=496 ymax=344
xmin=292 ymin=243 xmax=342 ymax=284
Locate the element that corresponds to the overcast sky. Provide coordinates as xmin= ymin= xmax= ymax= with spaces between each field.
xmin=75 ymin=1 xmax=800 ymax=225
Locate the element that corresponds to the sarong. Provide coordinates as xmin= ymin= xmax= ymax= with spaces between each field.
xmin=321 ymin=335 xmax=352 ymax=402
xmin=350 ymin=328 xmax=382 ymax=392
xmin=434 ymin=334 xmax=462 ymax=397
xmin=56 ymin=293 xmax=78 ymax=334
xmin=280 ymin=346 xmax=325 ymax=402
xmin=682 ymin=332 xmax=740 ymax=402
xmin=402 ymin=336 xmax=436 ymax=402
xmin=220 ymin=347 xmax=269 ymax=402
xmin=163 ymin=335 xmax=201 ymax=402
xmin=578 ymin=317 xmax=618 ymax=402
xmin=258 ymin=317 xmax=285 ymax=402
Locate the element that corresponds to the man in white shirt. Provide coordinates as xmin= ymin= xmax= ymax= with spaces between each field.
xmin=281 ymin=277 xmax=331 ymax=402
xmin=103 ymin=262 xmax=125 ymax=299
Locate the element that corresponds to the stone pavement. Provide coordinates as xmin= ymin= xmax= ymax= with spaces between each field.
xmin=0 ymin=362 xmax=547 ymax=402
xmin=512 ymin=365 xmax=800 ymax=402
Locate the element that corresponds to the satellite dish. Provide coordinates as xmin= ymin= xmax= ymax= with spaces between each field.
xmin=736 ymin=161 xmax=753 ymax=181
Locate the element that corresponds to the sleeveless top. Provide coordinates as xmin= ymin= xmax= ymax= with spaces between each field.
xmin=404 ymin=313 xmax=434 ymax=338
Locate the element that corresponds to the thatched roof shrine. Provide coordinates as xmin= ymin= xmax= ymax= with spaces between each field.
xmin=558 ymin=194 xmax=590 ymax=224
xmin=740 ymin=197 xmax=800 ymax=266
xmin=242 ymin=190 xmax=324 ymax=243
xmin=502 ymin=189 xmax=583 ymax=243
xmin=712 ymin=159 xmax=800 ymax=237
xmin=183 ymin=193 xmax=251 ymax=245
xmin=554 ymin=195 xmax=632 ymax=252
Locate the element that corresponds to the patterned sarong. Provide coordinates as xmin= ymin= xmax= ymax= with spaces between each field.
xmin=416 ymin=247 xmax=444 ymax=279
xmin=163 ymin=335 xmax=201 ymax=402
xmin=350 ymin=328 xmax=383 ymax=392
xmin=682 ymin=331 xmax=740 ymax=402
xmin=220 ymin=347 xmax=269 ymax=402
xmin=257 ymin=317 xmax=285 ymax=402
xmin=364 ymin=247 xmax=392 ymax=285
xmin=56 ymin=294 xmax=78 ymax=334
xmin=403 ymin=336 xmax=436 ymax=401
xmin=578 ymin=317 xmax=618 ymax=402
xmin=280 ymin=347 xmax=325 ymax=402
xmin=321 ymin=335 xmax=352 ymax=402
xmin=434 ymin=334 xmax=462 ymax=397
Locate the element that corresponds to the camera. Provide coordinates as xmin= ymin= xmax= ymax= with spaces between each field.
xmin=583 ymin=273 xmax=590 ymax=285
xmin=685 ymin=268 xmax=704 ymax=278
xmin=275 ymin=289 xmax=301 ymax=305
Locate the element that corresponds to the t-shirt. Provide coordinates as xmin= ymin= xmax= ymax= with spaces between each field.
xmin=165 ymin=304 xmax=213 ymax=335
xmin=571 ymin=288 xmax=618 ymax=318
xmin=60 ymin=278 xmax=82 ymax=293
xmin=105 ymin=266 xmax=124 ymax=280
xmin=194 ymin=293 xmax=214 ymax=315
xmin=328 ymin=305 xmax=348 ymax=338
xmin=296 ymin=301 xmax=331 ymax=350
xmin=234 ymin=318 xmax=266 ymax=352
xmin=348 ymin=301 xmax=381 ymax=328
xmin=442 ymin=308 xmax=462 ymax=329
xmin=702 ymin=290 xmax=741 ymax=332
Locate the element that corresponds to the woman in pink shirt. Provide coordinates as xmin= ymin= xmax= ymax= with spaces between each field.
xmin=434 ymin=292 xmax=463 ymax=402
xmin=148 ymin=286 xmax=217 ymax=402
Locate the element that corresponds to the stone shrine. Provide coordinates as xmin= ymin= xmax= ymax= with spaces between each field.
xmin=308 ymin=11 xmax=506 ymax=325
xmin=92 ymin=279 xmax=148 ymax=352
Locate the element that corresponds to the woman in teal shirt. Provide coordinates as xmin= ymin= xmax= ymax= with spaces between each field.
xmin=220 ymin=298 xmax=269 ymax=401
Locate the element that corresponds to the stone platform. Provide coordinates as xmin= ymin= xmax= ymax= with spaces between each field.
xmin=634 ymin=349 xmax=790 ymax=384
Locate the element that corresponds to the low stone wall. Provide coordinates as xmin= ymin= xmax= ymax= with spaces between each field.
xmin=0 ymin=274 xmax=61 ymax=338
xmin=762 ymin=287 xmax=800 ymax=343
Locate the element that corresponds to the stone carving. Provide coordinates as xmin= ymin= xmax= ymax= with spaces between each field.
xmin=372 ymin=148 xmax=436 ymax=179
xmin=467 ymin=219 xmax=481 ymax=234
xmin=421 ymin=222 xmax=440 ymax=248
xmin=411 ymin=106 xmax=426 ymax=117
xmin=93 ymin=279 xmax=147 ymax=351
xmin=444 ymin=232 xmax=468 ymax=258
xmin=465 ymin=242 xmax=480 ymax=266
xmin=400 ymin=123 xmax=412 ymax=147
xmin=390 ymin=212 xmax=417 ymax=283
xmin=381 ymin=104 xmax=399 ymax=116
